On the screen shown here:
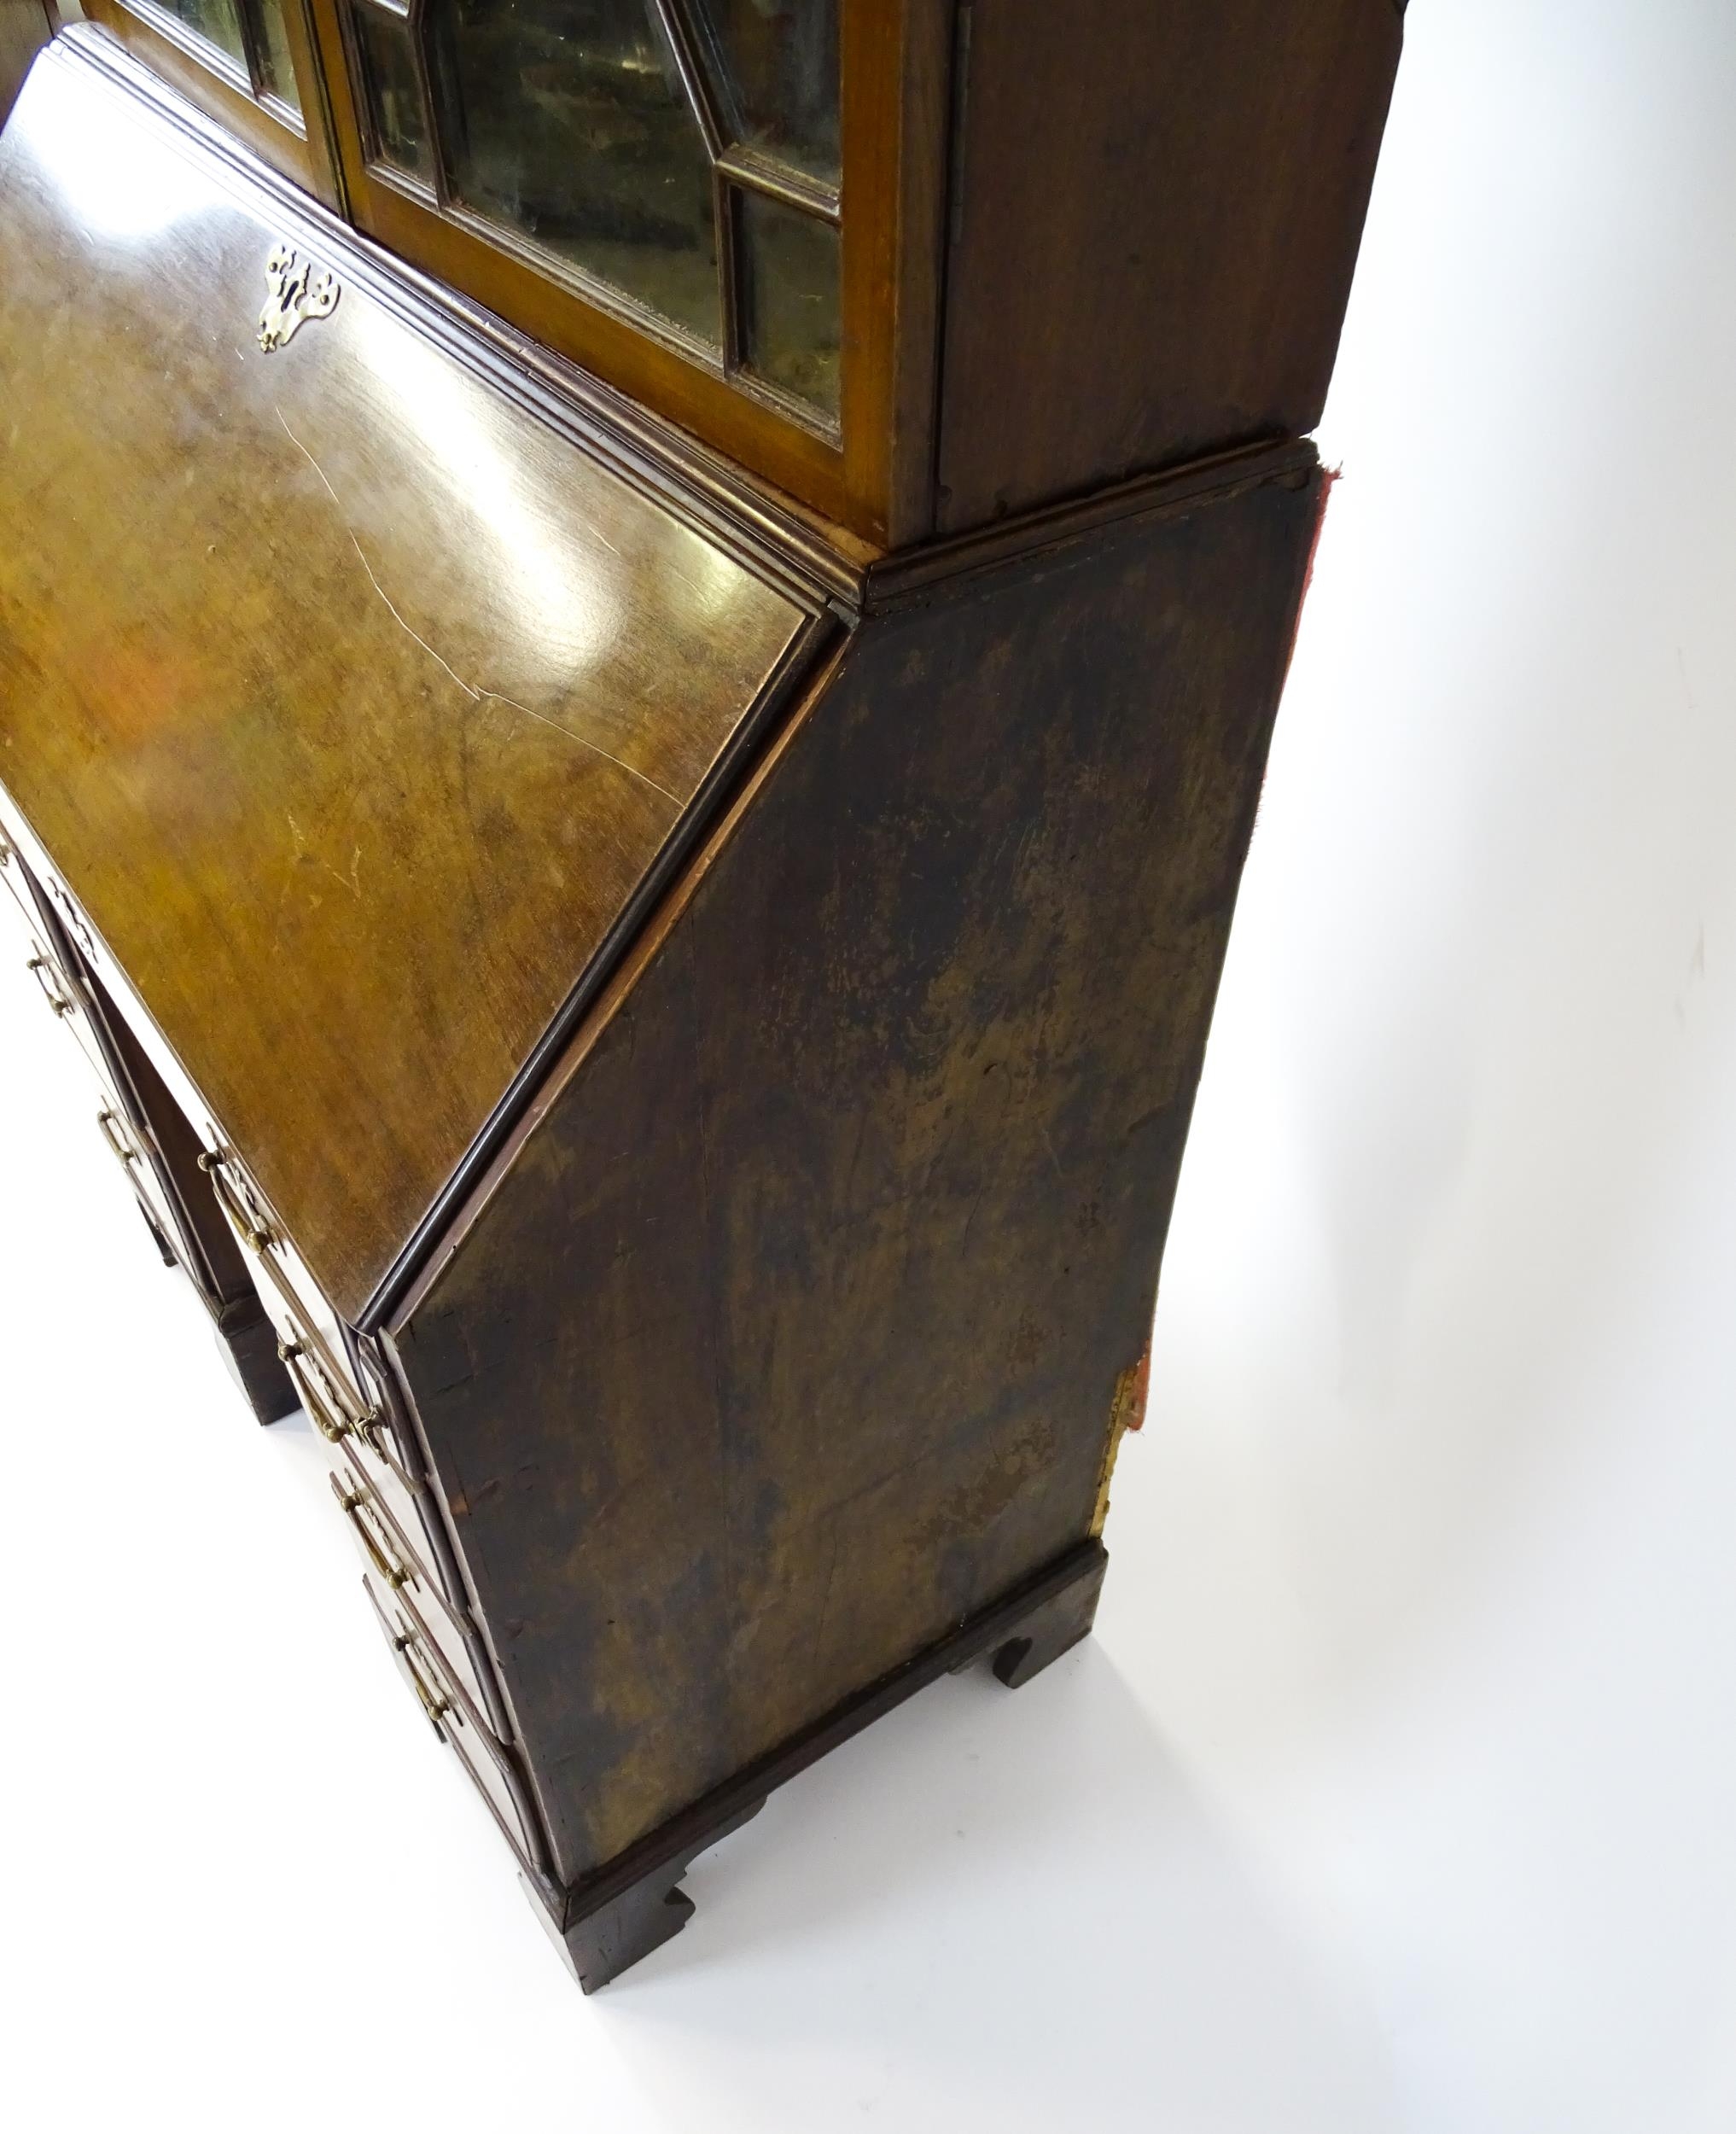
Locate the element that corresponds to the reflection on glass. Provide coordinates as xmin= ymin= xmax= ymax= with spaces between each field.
xmin=698 ymin=0 xmax=839 ymax=186
xmin=355 ymin=3 xmax=434 ymax=182
xmin=157 ymin=0 xmax=249 ymax=71
xmin=428 ymin=0 xmax=720 ymax=346
xmin=738 ymin=189 xmax=838 ymax=419
xmin=255 ymin=0 xmax=302 ymax=110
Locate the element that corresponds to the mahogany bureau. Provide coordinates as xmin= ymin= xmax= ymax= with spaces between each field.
xmin=0 ymin=5 xmax=1401 ymax=1987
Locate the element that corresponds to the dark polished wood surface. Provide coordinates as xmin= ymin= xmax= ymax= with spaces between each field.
xmin=391 ymin=449 xmax=1320 ymax=1883
xmin=0 ymin=12 xmax=1398 ymax=1988
xmin=0 ymin=43 xmax=813 ymax=1318
xmin=935 ymin=0 xmax=1401 ymax=529
xmin=49 ymin=1 xmax=1401 ymax=547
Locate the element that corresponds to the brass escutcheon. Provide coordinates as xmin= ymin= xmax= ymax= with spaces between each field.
xmin=257 ymin=241 xmax=340 ymax=353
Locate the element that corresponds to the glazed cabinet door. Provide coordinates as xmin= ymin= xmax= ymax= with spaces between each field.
xmin=299 ymin=0 xmax=949 ymax=537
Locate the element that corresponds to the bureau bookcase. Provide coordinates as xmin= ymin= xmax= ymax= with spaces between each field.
xmin=0 ymin=3 xmax=1401 ymax=1987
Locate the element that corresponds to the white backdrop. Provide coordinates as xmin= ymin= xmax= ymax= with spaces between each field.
xmin=3 ymin=3 xmax=1733 ymax=2128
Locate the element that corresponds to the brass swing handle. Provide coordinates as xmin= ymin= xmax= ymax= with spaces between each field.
xmin=25 ymin=953 xmax=73 ymax=1018
xmin=360 ymin=1576 xmax=456 ymax=1737
xmin=96 ymin=1108 xmax=140 ymax=1167
xmin=329 ymin=1466 xmax=418 ymax=1597
xmin=201 ymin=1147 xmax=393 ymax=1469
xmin=280 ymin=1334 xmax=379 ymax=1449
xmin=199 ymin=1147 xmax=275 ymax=1252
xmin=390 ymin=1619 xmax=453 ymax=1734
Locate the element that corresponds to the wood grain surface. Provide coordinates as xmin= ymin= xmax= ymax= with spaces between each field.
xmin=0 ymin=48 xmax=811 ymax=1318
xmin=392 ymin=452 xmax=1321 ymax=1885
xmin=935 ymin=0 xmax=1401 ymax=529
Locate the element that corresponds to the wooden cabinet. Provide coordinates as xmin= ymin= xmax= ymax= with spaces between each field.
xmin=0 ymin=11 xmax=1401 ymax=1988
xmin=72 ymin=0 xmax=1399 ymax=542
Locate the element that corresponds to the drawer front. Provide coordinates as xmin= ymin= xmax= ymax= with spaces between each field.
xmin=207 ymin=1147 xmax=489 ymax=1647
xmin=2 ymin=797 xmax=364 ymax=1368
xmin=0 ymin=800 xmax=123 ymax=1017
xmin=0 ymin=826 xmax=42 ymax=941
xmin=3 ymin=805 xmax=546 ymax=1878
xmin=3 ymin=807 xmax=544 ymax=1882
xmin=2 ymin=842 xmax=245 ymax=1296
xmin=0 ymin=801 xmax=136 ymax=1062
xmin=360 ymin=1571 xmax=551 ymax=1882
xmin=3 ymin=905 xmax=210 ymax=1286
xmin=12 ymin=922 xmax=112 ymax=1090
xmin=327 ymin=1449 xmax=498 ymax=1728
xmin=202 ymin=1148 xmax=367 ymax=1417
xmin=344 ymin=1388 xmax=479 ymax=1628
xmin=89 ymin=1088 xmax=192 ymax=1277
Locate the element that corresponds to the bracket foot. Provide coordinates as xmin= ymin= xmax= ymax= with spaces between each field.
xmin=529 ymin=1797 xmax=768 ymax=1993
xmin=213 ymin=1303 xmax=300 ymax=1426
xmin=985 ymin=1546 xmax=1106 ymax=1687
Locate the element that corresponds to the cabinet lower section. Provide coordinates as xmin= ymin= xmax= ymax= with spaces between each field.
xmin=0 ymin=118 xmax=1317 ymax=1967
xmin=4 ymin=823 xmax=1114 ymax=1986
xmin=527 ymin=1539 xmax=1109 ymax=1993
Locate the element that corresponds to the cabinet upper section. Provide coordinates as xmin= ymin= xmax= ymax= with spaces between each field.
xmin=54 ymin=0 xmax=1400 ymax=545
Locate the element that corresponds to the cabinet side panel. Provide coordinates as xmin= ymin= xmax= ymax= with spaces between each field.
xmin=935 ymin=0 xmax=1400 ymax=531
xmin=396 ymin=464 xmax=1320 ymax=1885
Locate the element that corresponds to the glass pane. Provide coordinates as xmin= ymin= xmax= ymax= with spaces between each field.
xmin=738 ymin=189 xmax=838 ymax=420
xmin=428 ymin=0 xmax=720 ymax=347
xmin=253 ymin=0 xmax=302 ymax=110
xmin=698 ymin=0 xmax=839 ymax=186
xmin=354 ymin=4 xmax=434 ymax=183
xmin=156 ymin=0 xmax=249 ymax=72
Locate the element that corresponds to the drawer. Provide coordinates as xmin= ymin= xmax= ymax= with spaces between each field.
xmin=74 ymin=1024 xmax=214 ymax=1291
xmin=0 ymin=827 xmax=43 ymax=941
xmin=5 ymin=912 xmax=211 ymax=1286
xmin=0 ymin=792 xmax=273 ymax=1273
xmin=342 ymin=1388 xmax=476 ymax=1625
xmin=201 ymin=1146 xmax=368 ymax=1418
xmin=360 ymin=1571 xmax=551 ymax=1882
xmin=89 ymin=1090 xmax=196 ymax=1282
xmin=236 ymin=1218 xmax=472 ymax=1615
xmin=11 ymin=924 xmax=114 ymax=1093
xmin=326 ymin=1446 xmax=500 ymax=1729
xmin=208 ymin=1166 xmax=483 ymax=1630
xmin=0 ymin=811 xmax=130 ymax=1050
xmin=308 ymin=1338 xmax=481 ymax=1628
xmin=2 ymin=812 xmax=115 ymax=1001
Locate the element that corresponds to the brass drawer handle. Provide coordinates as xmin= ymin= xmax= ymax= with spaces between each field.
xmin=281 ymin=1338 xmax=355 ymax=1443
xmin=279 ymin=1335 xmax=379 ymax=1444
xmin=352 ymin=1413 xmax=398 ymax=1468
xmin=200 ymin=1150 xmax=275 ymax=1251
xmin=393 ymin=1624 xmax=454 ymax=1735
xmin=362 ymin=1585 xmax=457 ymax=1740
xmin=202 ymin=1148 xmax=375 ymax=1434
xmin=25 ymin=953 xmax=73 ymax=1017
xmin=203 ymin=1147 xmax=386 ymax=1475
xmin=96 ymin=1108 xmax=140 ymax=1166
xmin=329 ymin=1468 xmax=416 ymax=1592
